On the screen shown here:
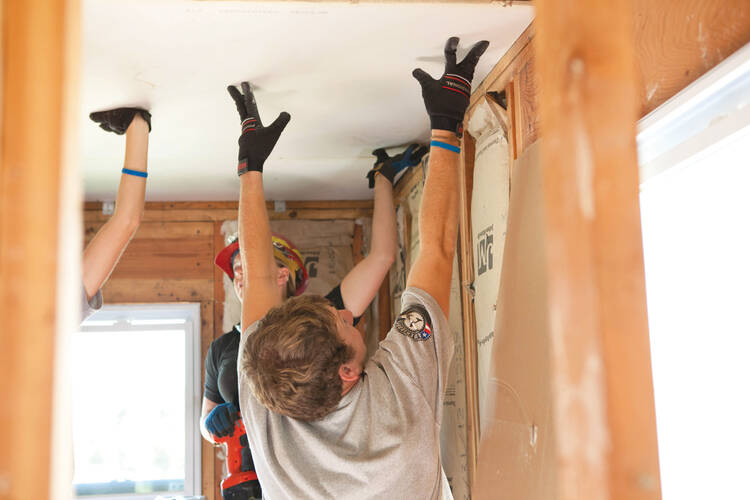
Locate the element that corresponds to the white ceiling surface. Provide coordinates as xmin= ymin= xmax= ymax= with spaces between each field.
xmin=82 ymin=1 xmax=533 ymax=201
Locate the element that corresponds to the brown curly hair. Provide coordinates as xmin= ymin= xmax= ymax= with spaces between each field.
xmin=241 ymin=294 xmax=353 ymax=420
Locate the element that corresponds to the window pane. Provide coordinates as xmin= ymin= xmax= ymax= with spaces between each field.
xmin=72 ymin=329 xmax=186 ymax=496
xmin=640 ymin=128 xmax=750 ymax=500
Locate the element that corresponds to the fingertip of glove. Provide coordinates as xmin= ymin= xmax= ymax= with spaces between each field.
xmin=412 ymin=68 xmax=429 ymax=82
xmin=445 ymin=37 xmax=459 ymax=52
xmin=476 ymin=40 xmax=490 ymax=54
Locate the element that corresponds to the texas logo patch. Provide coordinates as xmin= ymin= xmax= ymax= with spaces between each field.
xmin=394 ymin=305 xmax=432 ymax=341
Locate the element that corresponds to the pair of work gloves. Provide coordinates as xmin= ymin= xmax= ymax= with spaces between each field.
xmin=227 ymin=36 xmax=489 ymax=177
xmin=205 ymin=401 xmax=241 ymax=438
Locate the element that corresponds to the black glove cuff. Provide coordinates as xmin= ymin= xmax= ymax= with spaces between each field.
xmin=366 ymin=162 xmax=395 ymax=188
xmin=430 ymin=115 xmax=463 ymax=138
xmin=237 ymin=157 xmax=264 ymax=176
xmin=137 ymin=110 xmax=152 ymax=133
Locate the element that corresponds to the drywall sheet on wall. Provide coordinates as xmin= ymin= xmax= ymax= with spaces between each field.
xmin=220 ymin=219 xmax=355 ymax=331
xmin=475 ymin=142 xmax=555 ymax=499
xmin=467 ymin=101 xmax=510 ymax=435
xmin=390 ymin=164 xmax=469 ymax=498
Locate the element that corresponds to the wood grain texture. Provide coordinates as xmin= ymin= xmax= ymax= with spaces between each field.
xmin=457 ymin=130 xmax=480 ymax=489
xmin=634 ymin=0 xmax=750 ymax=116
xmin=101 ymin=278 xmax=214 ymax=302
xmin=199 ymin=0 xmax=531 ymax=3
xmin=0 ymin=1 xmax=73 ymax=499
xmin=84 ymin=200 xmax=372 ymax=211
xmin=469 ymin=22 xmax=535 ymax=115
xmin=514 ymin=50 xmax=539 ymax=154
xmin=86 ymin=222 xmax=214 ymax=280
xmin=534 ymin=0 xmax=659 ymax=497
xmin=83 ymin=207 xmax=372 ymax=222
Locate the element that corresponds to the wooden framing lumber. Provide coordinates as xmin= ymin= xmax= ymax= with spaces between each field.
xmin=0 ymin=1 xmax=79 ymax=499
xmin=478 ymin=0 xmax=661 ymax=497
xmin=457 ymin=131 xmax=480 ymax=489
xmin=83 ymin=200 xmax=373 ymax=223
xmin=200 ymin=0 xmax=532 ymax=3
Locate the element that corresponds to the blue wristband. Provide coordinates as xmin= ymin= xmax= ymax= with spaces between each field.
xmin=122 ymin=168 xmax=148 ymax=178
xmin=430 ymin=140 xmax=460 ymax=154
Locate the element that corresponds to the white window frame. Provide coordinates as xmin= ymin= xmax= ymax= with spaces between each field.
xmin=77 ymin=303 xmax=202 ymax=500
xmin=636 ymin=40 xmax=750 ymax=500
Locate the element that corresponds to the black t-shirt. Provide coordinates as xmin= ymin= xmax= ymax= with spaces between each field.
xmin=204 ymin=284 xmax=362 ymax=405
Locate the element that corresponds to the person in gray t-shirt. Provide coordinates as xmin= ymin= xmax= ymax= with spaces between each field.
xmin=81 ymin=108 xmax=151 ymax=322
xmin=232 ymin=36 xmax=488 ymax=499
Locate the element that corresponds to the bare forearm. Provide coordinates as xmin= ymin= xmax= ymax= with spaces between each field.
xmin=111 ymin=114 xmax=148 ymax=228
xmin=340 ymin=174 xmax=397 ymax=315
xmin=406 ymin=131 xmax=460 ymax=314
xmin=82 ymin=116 xmax=149 ymax=298
xmin=370 ymin=174 xmax=398 ymax=263
xmin=239 ymin=172 xmax=279 ymax=330
xmin=418 ymin=131 xmax=460 ymax=261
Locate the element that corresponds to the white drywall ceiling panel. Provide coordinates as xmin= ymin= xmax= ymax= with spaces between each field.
xmin=81 ymin=0 xmax=534 ymax=201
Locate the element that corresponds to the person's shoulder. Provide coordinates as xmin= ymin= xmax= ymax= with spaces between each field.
xmin=209 ymin=327 xmax=241 ymax=352
xmin=238 ymin=319 xmax=263 ymax=348
xmin=401 ymin=287 xmax=443 ymax=319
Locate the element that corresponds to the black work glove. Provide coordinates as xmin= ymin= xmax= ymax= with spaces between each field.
xmin=367 ymin=144 xmax=428 ymax=188
xmin=89 ymin=108 xmax=151 ymax=135
xmin=227 ymin=82 xmax=290 ymax=176
xmin=412 ymin=37 xmax=489 ymax=137
xmin=205 ymin=402 xmax=240 ymax=438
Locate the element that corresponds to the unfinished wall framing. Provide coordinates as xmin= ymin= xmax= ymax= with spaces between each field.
xmin=82 ymin=200 xmax=373 ymax=500
xmin=455 ymin=4 xmax=750 ymax=495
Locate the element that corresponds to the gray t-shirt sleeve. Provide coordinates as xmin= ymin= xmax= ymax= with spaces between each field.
xmin=375 ymin=286 xmax=454 ymax=417
xmin=80 ymin=283 xmax=102 ymax=323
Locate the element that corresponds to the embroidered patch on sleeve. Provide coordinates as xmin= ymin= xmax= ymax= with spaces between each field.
xmin=394 ymin=305 xmax=432 ymax=341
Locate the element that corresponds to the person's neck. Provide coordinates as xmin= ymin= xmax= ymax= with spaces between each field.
xmin=341 ymin=376 xmax=361 ymax=396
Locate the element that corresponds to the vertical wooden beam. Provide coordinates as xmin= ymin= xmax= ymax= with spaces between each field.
xmin=457 ymin=130 xmax=479 ymax=489
xmin=0 ymin=1 xmax=78 ymax=499
xmin=202 ymin=221 xmax=227 ymax=500
xmin=534 ymin=0 xmax=660 ymax=498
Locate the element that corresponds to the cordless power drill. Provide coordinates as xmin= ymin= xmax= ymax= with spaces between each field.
xmin=214 ymin=413 xmax=261 ymax=500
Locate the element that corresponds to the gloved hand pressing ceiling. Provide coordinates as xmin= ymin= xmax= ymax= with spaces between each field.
xmin=412 ymin=37 xmax=489 ymax=137
xmin=366 ymin=144 xmax=428 ymax=188
xmin=227 ymin=82 xmax=290 ymax=176
xmin=89 ymin=108 xmax=152 ymax=135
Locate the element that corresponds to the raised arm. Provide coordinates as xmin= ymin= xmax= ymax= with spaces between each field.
xmin=406 ymin=37 xmax=489 ymax=316
xmin=227 ymin=82 xmax=291 ymax=332
xmin=340 ymin=144 xmax=427 ymax=316
xmin=82 ymin=109 xmax=151 ymax=300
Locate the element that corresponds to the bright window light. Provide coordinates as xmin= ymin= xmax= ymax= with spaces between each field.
xmin=74 ymin=304 xmax=201 ymax=499
xmin=638 ymin=41 xmax=750 ymax=500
